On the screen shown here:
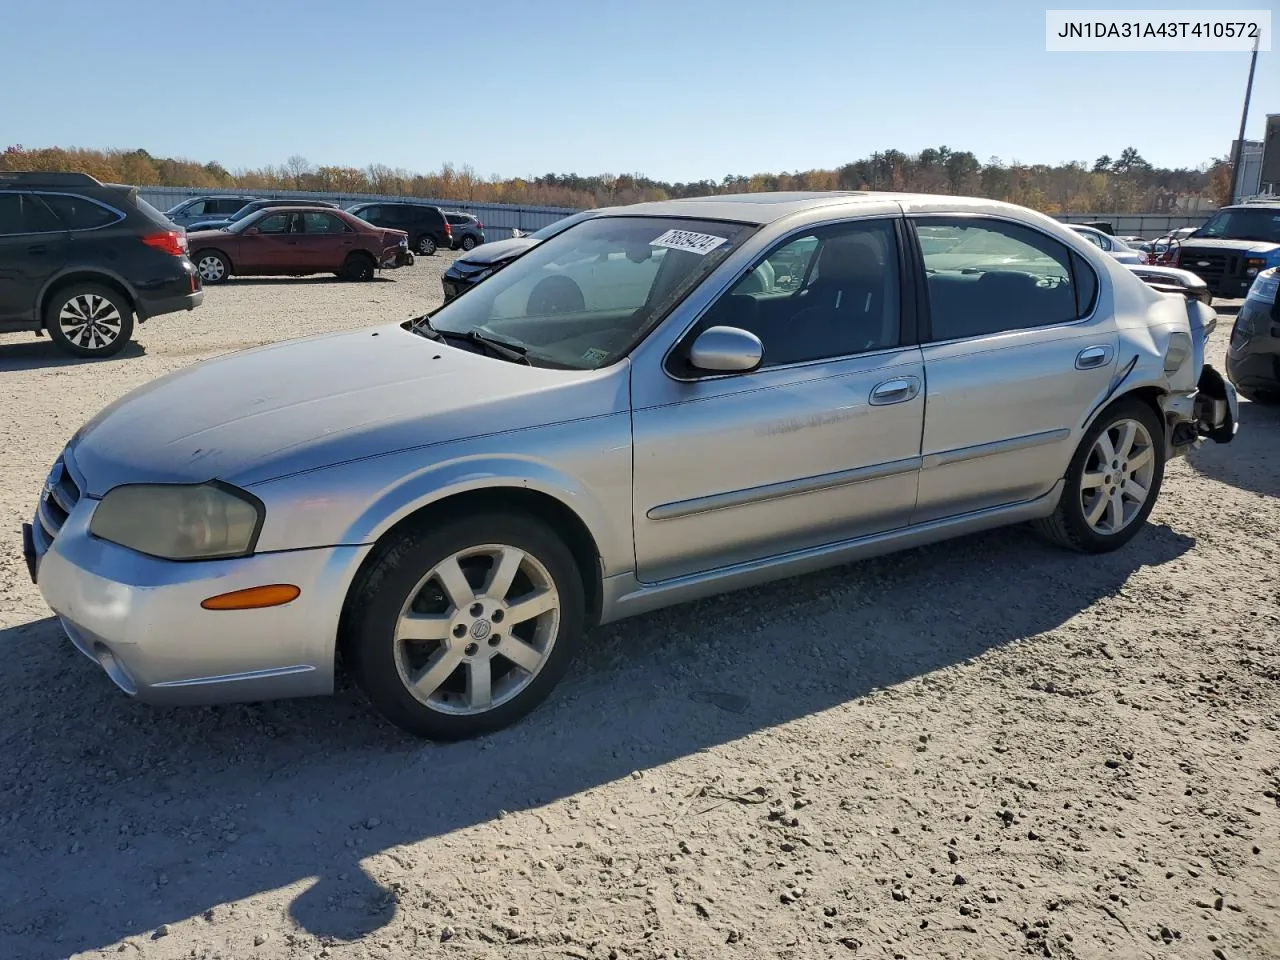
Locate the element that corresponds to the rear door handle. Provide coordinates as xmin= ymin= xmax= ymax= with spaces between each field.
xmin=27 ymin=244 xmax=47 ymax=255
xmin=869 ymin=376 xmax=921 ymax=406
xmin=1075 ymin=345 xmax=1114 ymax=369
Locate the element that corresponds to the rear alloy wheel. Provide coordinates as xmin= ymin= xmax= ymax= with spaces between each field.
xmin=45 ymin=284 xmax=134 ymax=358
xmin=1034 ymin=399 xmax=1165 ymax=553
xmin=195 ymin=251 xmax=230 ymax=284
xmin=460 ymin=235 xmax=478 ymax=251
xmin=344 ymin=513 xmax=585 ymax=740
xmin=342 ymin=253 xmax=376 ymax=282
xmin=416 ymin=235 xmax=437 ymax=256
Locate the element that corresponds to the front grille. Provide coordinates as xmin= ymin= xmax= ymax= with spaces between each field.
xmin=33 ymin=454 xmax=82 ymax=548
xmin=1180 ymin=249 xmax=1240 ymax=287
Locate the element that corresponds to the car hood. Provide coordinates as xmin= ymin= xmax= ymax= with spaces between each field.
xmin=186 ymin=220 xmax=233 ymax=233
xmin=456 ymin=236 xmax=539 ymax=266
xmin=66 ymin=325 xmax=623 ymax=495
xmin=1180 ymin=238 xmax=1280 ymax=255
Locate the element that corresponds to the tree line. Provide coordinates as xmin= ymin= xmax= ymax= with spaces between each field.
xmin=2 ymin=143 xmax=1232 ymax=213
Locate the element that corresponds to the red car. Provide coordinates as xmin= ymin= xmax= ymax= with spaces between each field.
xmin=187 ymin=206 xmax=409 ymax=283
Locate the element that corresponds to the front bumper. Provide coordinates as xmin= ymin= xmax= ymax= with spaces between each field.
xmin=27 ymin=499 xmax=370 ymax=706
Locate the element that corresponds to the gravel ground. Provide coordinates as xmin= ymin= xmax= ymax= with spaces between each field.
xmin=0 ymin=260 xmax=1277 ymax=960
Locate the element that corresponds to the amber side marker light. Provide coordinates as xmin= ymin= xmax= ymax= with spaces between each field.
xmin=201 ymin=584 xmax=301 ymax=611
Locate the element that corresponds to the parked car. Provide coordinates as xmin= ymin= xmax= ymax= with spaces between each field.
xmin=444 ymin=212 xmax=485 ymax=251
xmin=163 ymin=195 xmax=254 ymax=229
xmin=187 ymin=206 xmax=408 ymax=282
xmin=441 ymin=210 xmax=598 ymax=302
xmin=0 ymin=171 xmax=202 ymax=358
xmin=346 ymin=201 xmax=450 ymax=256
xmin=186 ymin=198 xmax=340 ymax=233
xmin=1172 ymin=199 xmax=1280 ymax=299
xmin=1226 ymin=267 xmax=1280 ymax=402
xmin=1066 ymin=224 xmax=1146 ymax=264
xmin=23 ymin=192 xmax=1237 ymax=739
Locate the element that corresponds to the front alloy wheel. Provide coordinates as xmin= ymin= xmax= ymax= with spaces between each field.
xmin=344 ymin=513 xmax=585 ymax=739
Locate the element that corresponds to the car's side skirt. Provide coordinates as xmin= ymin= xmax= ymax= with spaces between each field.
xmin=598 ymin=480 xmax=1065 ymax=624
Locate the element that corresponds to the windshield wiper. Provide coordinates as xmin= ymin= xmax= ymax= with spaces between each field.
xmin=458 ymin=330 xmax=531 ymax=364
xmin=408 ymin=314 xmax=444 ymax=341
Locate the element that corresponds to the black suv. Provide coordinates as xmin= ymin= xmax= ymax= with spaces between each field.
xmin=1175 ymin=199 xmax=1280 ymax=299
xmin=346 ymin=201 xmax=450 ymax=256
xmin=0 ymin=172 xmax=202 ymax=358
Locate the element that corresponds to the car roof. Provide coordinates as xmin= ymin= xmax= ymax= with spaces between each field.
xmin=599 ymin=191 xmax=1049 ymax=226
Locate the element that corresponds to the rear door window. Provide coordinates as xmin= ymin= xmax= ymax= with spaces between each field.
xmin=303 ymin=212 xmax=350 ymax=234
xmin=39 ymin=194 xmax=122 ymax=230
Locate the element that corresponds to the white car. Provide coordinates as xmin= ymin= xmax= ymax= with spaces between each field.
xmin=1066 ymin=225 xmax=1146 ymax=264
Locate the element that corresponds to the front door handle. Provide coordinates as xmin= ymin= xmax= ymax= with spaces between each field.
xmin=1075 ymin=345 xmax=1113 ymax=369
xmin=869 ymin=376 xmax=921 ymax=406
xmin=27 ymin=244 xmax=47 ymax=255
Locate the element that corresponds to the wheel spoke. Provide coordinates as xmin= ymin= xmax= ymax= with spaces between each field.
xmin=485 ymin=546 xmax=524 ymax=601
xmin=395 ymin=611 xmax=452 ymax=643
xmin=1108 ymin=490 xmax=1125 ymax=530
xmin=410 ymin=646 xmax=464 ymax=698
xmin=433 ymin=555 xmax=474 ymax=611
xmin=465 ymin=657 xmax=492 ymax=710
xmin=506 ymin=588 xmax=557 ymax=626
xmin=1085 ymin=493 xmax=1108 ymax=527
xmin=1115 ymin=421 xmax=1138 ymax=459
xmin=1080 ymin=470 xmax=1107 ymax=491
xmin=1127 ymin=446 xmax=1153 ymax=472
xmin=497 ymin=636 xmax=542 ymax=673
xmin=1094 ymin=431 xmax=1116 ymax=464
xmin=1125 ymin=478 xmax=1149 ymax=504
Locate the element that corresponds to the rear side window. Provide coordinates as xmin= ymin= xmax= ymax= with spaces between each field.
xmin=0 ymin=193 xmax=64 ymax=234
xmin=40 ymin=194 xmax=122 ymax=230
xmin=916 ymin=218 xmax=1095 ymax=341
xmin=303 ymin=212 xmax=349 ymax=234
xmin=210 ymin=198 xmax=243 ymax=214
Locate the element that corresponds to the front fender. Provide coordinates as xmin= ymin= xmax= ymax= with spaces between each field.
xmin=248 ymin=415 xmax=635 ymax=577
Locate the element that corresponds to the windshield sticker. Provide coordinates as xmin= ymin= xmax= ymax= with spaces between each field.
xmin=651 ymin=228 xmax=729 ymax=256
xmin=581 ymin=347 xmax=610 ymax=364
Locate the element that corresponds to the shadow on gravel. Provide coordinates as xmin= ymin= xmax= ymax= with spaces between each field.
xmin=0 ymin=339 xmax=146 ymax=372
xmin=1188 ymin=396 xmax=1280 ymax=499
xmin=0 ymin=523 xmax=1194 ymax=957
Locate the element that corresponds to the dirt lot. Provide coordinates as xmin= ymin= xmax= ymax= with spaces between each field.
xmin=0 ymin=258 xmax=1277 ymax=960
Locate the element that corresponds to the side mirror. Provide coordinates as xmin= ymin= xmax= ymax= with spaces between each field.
xmin=688 ymin=325 xmax=763 ymax=373
xmin=244 ymin=227 xmax=260 ymax=236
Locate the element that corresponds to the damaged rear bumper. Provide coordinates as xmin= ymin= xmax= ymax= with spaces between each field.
xmin=1165 ymin=363 xmax=1238 ymax=454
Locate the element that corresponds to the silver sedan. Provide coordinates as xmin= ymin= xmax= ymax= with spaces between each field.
xmin=24 ymin=192 xmax=1238 ymax=739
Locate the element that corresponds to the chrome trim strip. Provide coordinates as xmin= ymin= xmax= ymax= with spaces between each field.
xmin=922 ymin=428 xmax=1070 ymax=471
xmin=647 ymin=455 xmax=922 ymax=521
xmin=151 ymin=664 xmax=317 ymax=689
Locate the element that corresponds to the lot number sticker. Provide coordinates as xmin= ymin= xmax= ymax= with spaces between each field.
xmin=651 ymin=229 xmax=729 ymax=256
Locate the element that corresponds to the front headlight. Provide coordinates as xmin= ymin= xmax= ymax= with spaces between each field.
xmin=88 ymin=482 xmax=263 ymax=560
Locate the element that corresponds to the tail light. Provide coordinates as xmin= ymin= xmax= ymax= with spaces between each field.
xmin=141 ymin=230 xmax=188 ymax=257
xmin=443 ymin=222 xmax=452 ymax=237
xmin=477 ymin=220 xmax=483 ymax=230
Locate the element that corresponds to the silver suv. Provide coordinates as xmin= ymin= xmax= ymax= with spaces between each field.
xmin=24 ymin=192 xmax=1237 ymax=739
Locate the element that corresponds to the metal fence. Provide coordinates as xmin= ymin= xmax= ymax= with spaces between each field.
xmin=137 ymin=184 xmax=1224 ymax=242
xmin=136 ymin=185 xmax=581 ymax=239
xmin=1054 ymin=212 xmax=1213 ymax=236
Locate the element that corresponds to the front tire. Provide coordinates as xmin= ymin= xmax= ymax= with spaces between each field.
xmin=416 ymin=235 xmax=437 ymax=256
xmin=194 ymin=250 xmax=230 ymax=284
xmin=343 ymin=512 xmax=586 ymax=740
xmin=45 ymin=284 xmax=134 ymax=358
xmin=1034 ymin=398 xmax=1165 ymax=553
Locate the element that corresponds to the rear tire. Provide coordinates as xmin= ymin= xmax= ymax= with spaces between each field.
xmin=1235 ymin=386 xmax=1280 ymax=405
xmin=343 ymin=512 xmax=586 ymax=740
xmin=341 ymin=253 xmax=376 ymax=282
xmin=44 ymin=283 xmax=134 ymax=359
xmin=1033 ymin=398 xmax=1165 ymax=553
xmin=460 ymin=235 xmax=478 ymax=251
xmin=416 ymin=235 xmax=437 ymax=256
xmin=194 ymin=250 xmax=230 ymax=284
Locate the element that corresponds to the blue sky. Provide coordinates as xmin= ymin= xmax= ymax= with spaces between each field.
xmin=5 ymin=0 xmax=1275 ymax=182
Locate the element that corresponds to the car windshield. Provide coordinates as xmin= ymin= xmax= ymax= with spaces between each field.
xmin=1193 ymin=209 xmax=1280 ymax=244
xmin=527 ymin=211 xmax=596 ymax=241
xmin=225 ymin=212 xmax=268 ymax=234
xmin=420 ymin=216 xmax=755 ymax=369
